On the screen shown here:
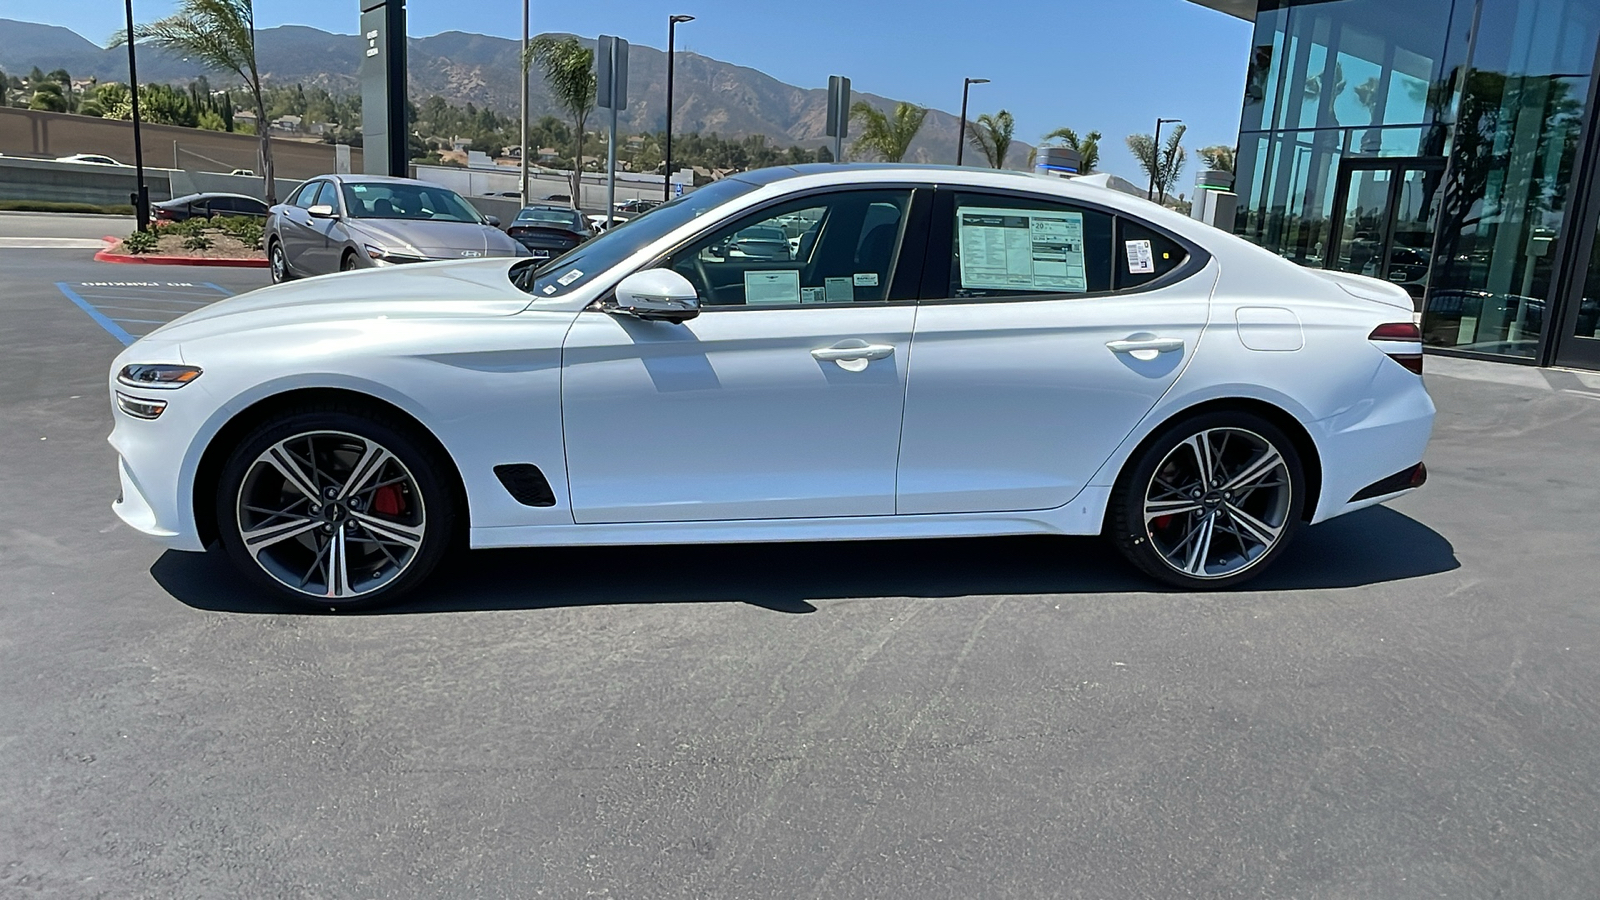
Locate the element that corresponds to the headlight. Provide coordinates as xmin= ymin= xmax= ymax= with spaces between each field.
xmin=117 ymin=364 xmax=202 ymax=389
xmin=365 ymin=244 xmax=427 ymax=264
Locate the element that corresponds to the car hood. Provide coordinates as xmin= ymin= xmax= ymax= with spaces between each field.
xmin=348 ymin=218 xmax=521 ymax=257
xmin=142 ymin=258 xmax=534 ymax=345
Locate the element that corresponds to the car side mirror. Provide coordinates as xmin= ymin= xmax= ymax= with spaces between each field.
xmin=610 ymin=269 xmax=700 ymax=323
xmin=485 ymin=215 xmax=501 ymax=228
xmin=308 ymin=204 xmax=336 ymax=218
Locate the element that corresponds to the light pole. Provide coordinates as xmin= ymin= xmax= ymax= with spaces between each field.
xmin=955 ymin=77 xmax=988 ymax=167
xmin=520 ymin=0 xmax=530 ymax=203
xmin=124 ymin=0 xmax=149 ymax=231
xmin=664 ymin=14 xmax=694 ymax=202
xmin=1148 ymin=117 xmax=1182 ymax=202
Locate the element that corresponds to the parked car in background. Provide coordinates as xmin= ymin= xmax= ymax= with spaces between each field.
xmin=55 ymin=153 xmax=126 ymax=166
xmin=613 ymin=198 xmax=662 ymax=215
xmin=540 ymin=193 xmax=572 ymax=204
xmin=587 ymin=213 xmax=630 ymax=233
xmin=151 ymin=193 xmax=270 ymax=224
xmin=229 ymin=169 xmax=255 ymax=176
xmin=506 ymin=204 xmax=592 ymax=259
xmin=265 ymin=174 xmax=523 ymax=282
xmin=725 ymin=224 xmax=791 ymax=260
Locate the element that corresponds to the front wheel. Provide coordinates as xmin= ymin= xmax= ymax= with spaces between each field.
xmin=1109 ymin=411 xmax=1305 ymax=590
xmin=268 ymin=240 xmax=293 ymax=283
xmin=214 ymin=405 xmax=457 ymax=610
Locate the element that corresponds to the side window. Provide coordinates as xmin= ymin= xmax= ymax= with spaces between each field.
xmin=291 ymin=182 xmax=324 ymax=210
xmin=947 ymin=193 xmax=1113 ymax=298
xmin=663 ymin=190 xmax=913 ymax=307
xmin=1116 ymin=219 xmax=1191 ymax=290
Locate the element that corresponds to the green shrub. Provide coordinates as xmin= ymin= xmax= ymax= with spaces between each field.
xmin=122 ymin=230 xmax=158 ymax=254
xmin=182 ymin=232 xmax=213 ymax=251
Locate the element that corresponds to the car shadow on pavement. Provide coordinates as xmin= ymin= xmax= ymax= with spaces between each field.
xmin=151 ymin=506 xmax=1457 ymax=616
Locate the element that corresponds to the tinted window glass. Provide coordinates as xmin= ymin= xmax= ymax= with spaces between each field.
xmin=662 ymin=189 xmax=913 ymax=307
xmin=1116 ymin=219 xmax=1191 ymax=290
xmin=290 ymin=182 xmax=323 ymax=209
xmin=945 ymin=192 xmax=1113 ymax=298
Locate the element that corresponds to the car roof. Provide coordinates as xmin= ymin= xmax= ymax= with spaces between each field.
xmin=166 ymin=192 xmax=265 ymax=202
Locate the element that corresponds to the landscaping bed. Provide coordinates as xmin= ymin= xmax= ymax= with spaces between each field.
xmin=102 ymin=215 xmax=267 ymax=265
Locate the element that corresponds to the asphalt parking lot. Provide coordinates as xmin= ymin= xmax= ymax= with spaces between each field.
xmin=4 ymin=229 xmax=1600 ymax=898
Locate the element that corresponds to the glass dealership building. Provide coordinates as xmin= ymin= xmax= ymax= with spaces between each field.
xmin=1192 ymin=0 xmax=1600 ymax=368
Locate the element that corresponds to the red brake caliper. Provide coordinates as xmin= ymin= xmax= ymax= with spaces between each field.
xmin=372 ymin=484 xmax=405 ymax=516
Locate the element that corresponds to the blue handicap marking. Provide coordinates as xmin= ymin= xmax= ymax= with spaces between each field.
xmin=56 ymin=280 xmax=236 ymax=346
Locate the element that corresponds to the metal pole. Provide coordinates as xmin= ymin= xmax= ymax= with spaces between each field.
xmin=125 ymin=0 xmax=149 ymax=230
xmin=520 ymin=0 xmax=529 ymax=204
xmin=606 ymin=101 xmax=618 ymax=226
xmin=664 ymin=17 xmax=676 ymax=201
xmin=957 ymin=80 xmax=971 ymax=167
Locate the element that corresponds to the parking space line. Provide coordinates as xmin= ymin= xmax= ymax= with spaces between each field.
xmin=72 ymin=293 xmax=213 ymax=304
xmin=202 ymin=282 xmax=235 ymax=296
xmin=55 ymin=283 xmax=135 ymax=346
xmin=88 ymin=305 xmax=211 ymax=316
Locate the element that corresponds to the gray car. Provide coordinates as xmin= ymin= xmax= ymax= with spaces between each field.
xmin=265 ymin=174 xmax=524 ymax=282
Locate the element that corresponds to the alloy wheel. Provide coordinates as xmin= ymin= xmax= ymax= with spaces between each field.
xmin=235 ymin=430 xmax=426 ymax=600
xmin=1142 ymin=427 xmax=1294 ymax=580
xmin=269 ymin=242 xmax=287 ymax=282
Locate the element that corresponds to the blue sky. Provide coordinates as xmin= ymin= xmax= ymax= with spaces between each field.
xmin=1 ymin=0 xmax=1255 ymax=185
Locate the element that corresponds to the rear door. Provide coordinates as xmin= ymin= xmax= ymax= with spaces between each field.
xmin=895 ymin=189 xmax=1213 ymax=514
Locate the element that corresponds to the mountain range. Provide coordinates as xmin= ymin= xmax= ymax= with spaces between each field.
xmin=0 ymin=18 xmax=1033 ymax=167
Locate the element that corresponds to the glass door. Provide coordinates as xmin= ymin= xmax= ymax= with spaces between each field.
xmin=1554 ymin=224 xmax=1600 ymax=368
xmin=1327 ymin=158 xmax=1445 ymax=309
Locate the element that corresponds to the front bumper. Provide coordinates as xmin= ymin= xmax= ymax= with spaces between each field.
xmin=107 ymin=345 xmax=212 ymax=551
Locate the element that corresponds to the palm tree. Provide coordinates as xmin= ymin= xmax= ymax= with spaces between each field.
xmin=1126 ymin=124 xmax=1188 ymax=204
xmin=524 ymin=36 xmax=596 ymax=206
xmin=848 ymin=101 xmax=928 ymax=163
xmin=1198 ymin=145 xmax=1234 ymax=174
xmin=965 ymin=110 xmax=1015 ymax=169
xmin=1040 ymin=126 xmax=1101 ymax=175
xmin=112 ymin=0 xmax=276 ymax=202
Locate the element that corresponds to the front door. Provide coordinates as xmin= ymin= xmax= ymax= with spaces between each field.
xmin=895 ymin=189 xmax=1213 ymax=515
xmin=560 ymin=187 xmax=928 ymax=523
xmin=1327 ymin=158 xmax=1445 ymax=308
xmin=1553 ymin=216 xmax=1600 ymax=369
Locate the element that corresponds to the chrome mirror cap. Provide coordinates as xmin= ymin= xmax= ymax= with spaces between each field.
xmin=610 ymin=269 xmax=700 ymax=323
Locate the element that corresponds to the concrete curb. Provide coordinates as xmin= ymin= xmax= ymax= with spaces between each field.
xmin=94 ymin=235 xmax=269 ymax=268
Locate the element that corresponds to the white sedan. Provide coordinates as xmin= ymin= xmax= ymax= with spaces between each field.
xmin=108 ymin=164 xmax=1434 ymax=609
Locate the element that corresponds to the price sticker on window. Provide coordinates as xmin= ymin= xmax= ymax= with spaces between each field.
xmin=1126 ymin=240 xmax=1155 ymax=274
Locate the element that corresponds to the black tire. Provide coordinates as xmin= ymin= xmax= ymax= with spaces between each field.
xmin=1108 ymin=409 xmax=1305 ymax=590
xmin=268 ymin=239 xmax=294 ymax=283
xmin=340 ymin=250 xmax=360 ymax=272
xmin=214 ymin=403 xmax=459 ymax=611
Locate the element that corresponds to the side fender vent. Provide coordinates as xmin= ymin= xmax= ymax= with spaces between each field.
xmin=494 ymin=464 xmax=558 ymax=507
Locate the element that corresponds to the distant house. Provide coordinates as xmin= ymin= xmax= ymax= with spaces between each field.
xmin=450 ymin=136 xmax=472 ymax=152
xmin=271 ymin=114 xmax=302 ymax=132
xmin=235 ymin=110 xmax=258 ymax=127
xmin=537 ymin=147 xmax=560 ymax=163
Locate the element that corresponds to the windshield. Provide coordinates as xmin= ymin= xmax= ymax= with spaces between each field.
xmin=341 ymin=182 xmax=484 ymax=224
xmin=511 ymin=178 xmax=761 ymax=297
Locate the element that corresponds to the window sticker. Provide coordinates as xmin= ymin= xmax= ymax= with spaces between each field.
xmin=957 ymin=206 xmax=1087 ymax=292
xmin=824 ymin=277 xmax=854 ymax=302
xmin=557 ymin=268 xmax=584 ymax=286
xmin=800 ymin=287 xmax=827 ymax=304
xmin=744 ymin=270 xmax=802 ymax=305
xmin=852 ymin=272 xmax=879 ymax=287
xmin=1126 ymin=239 xmax=1155 ymax=274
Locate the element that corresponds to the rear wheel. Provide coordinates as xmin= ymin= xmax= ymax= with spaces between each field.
xmin=1109 ymin=410 xmax=1304 ymax=590
xmin=214 ymin=405 xmax=457 ymax=610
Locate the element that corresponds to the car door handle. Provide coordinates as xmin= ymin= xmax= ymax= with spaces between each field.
xmin=1106 ymin=337 xmax=1186 ymax=357
xmin=811 ymin=343 xmax=894 ymax=362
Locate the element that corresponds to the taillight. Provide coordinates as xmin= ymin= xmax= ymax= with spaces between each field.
xmin=1369 ymin=322 xmax=1423 ymax=375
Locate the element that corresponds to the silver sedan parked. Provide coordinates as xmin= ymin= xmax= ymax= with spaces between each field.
xmin=266 ymin=174 xmax=524 ymax=281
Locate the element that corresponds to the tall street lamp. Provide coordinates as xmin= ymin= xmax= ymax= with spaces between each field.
xmin=955 ymin=77 xmax=989 ymax=167
xmin=664 ymin=14 xmax=694 ymax=202
xmin=1148 ymin=116 xmax=1182 ymax=202
xmin=124 ymin=0 xmax=149 ymax=231
xmin=520 ymin=0 xmax=530 ymax=203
